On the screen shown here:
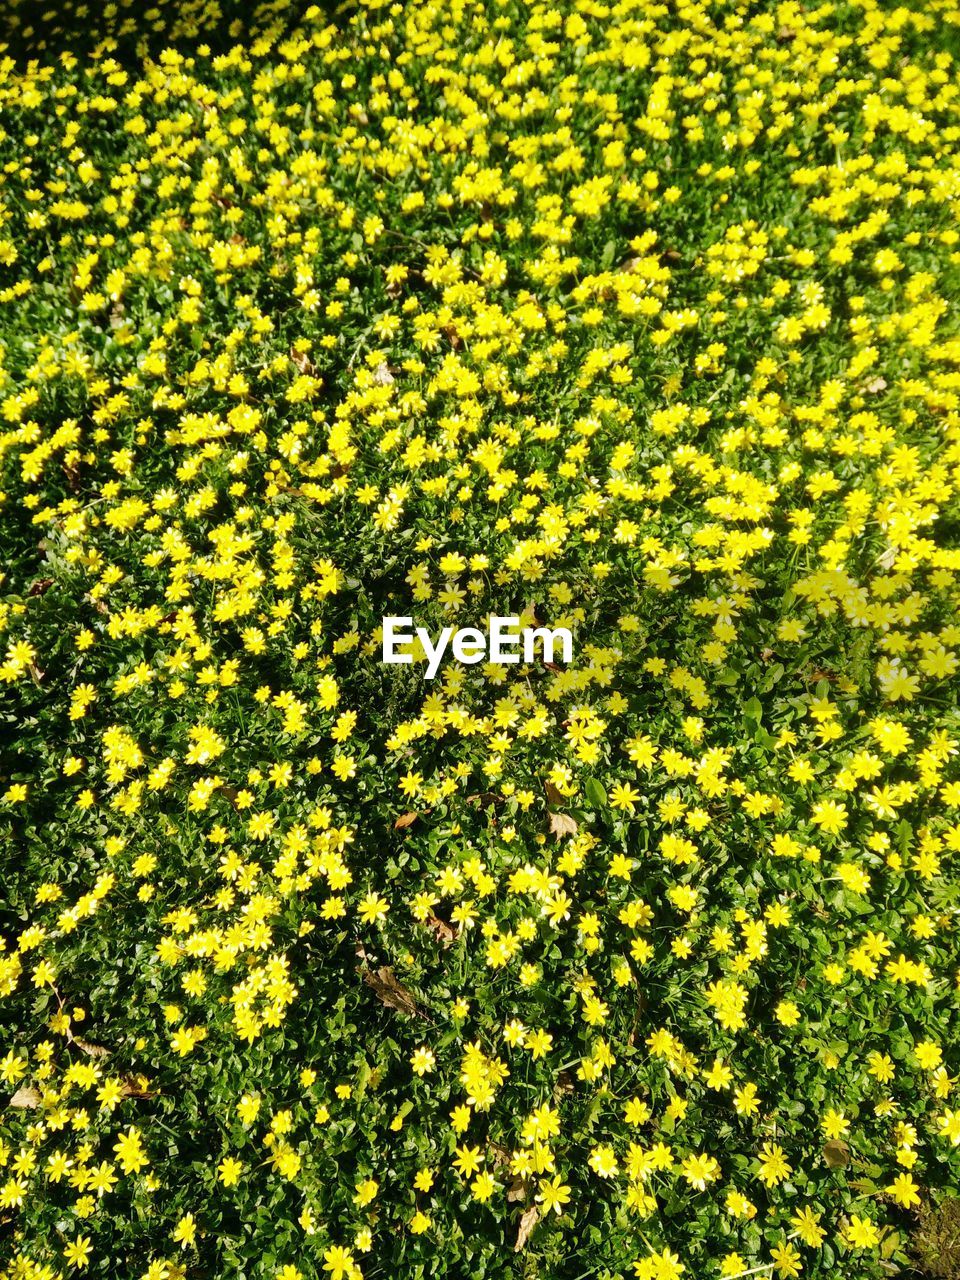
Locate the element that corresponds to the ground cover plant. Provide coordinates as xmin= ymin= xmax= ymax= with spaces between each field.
xmin=1 ymin=0 xmax=960 ymax=1276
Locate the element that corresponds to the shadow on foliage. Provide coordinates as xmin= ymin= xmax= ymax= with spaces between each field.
xmin=0 ymin=0 xmax=354 ymax=67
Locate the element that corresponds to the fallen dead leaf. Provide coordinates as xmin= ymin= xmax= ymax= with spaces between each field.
xmin=823 ymin=1139 xmax=850 ymax=1168
xmin=394 ymin=812 xmax=418 ymax=830
xmin=426 ymin=914 xmax=457 ymax=947
xmin=514 ymin=1204 xmax=540 ymax=1252
xmin=549 ymin=811 xmax=578 ymax=840
xmin=8 ymin=1086 xmax=40 ymax=1109
xmin=466 ymin=792 xmax=502 ymax=810
xmin=289 ymin=346 xmax=316 ymax=375
xmin=362 ymin=966 xmax=419 ymax=1017
xmin=487 ymin=1141 xmax=512 ymax=1168
xmin=121 ymin=1075 xmax=157 ymax=1100
xmin=220 ymin=785 xmax=240 ymax=810
xmin=506 ymin=1176 xmax=529 ymax=1203
xmin=73 ymin=1037 xmax=110 ymax=1059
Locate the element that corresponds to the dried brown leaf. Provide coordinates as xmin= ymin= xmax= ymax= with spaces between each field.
xmin=9 ymin=1086 xmax=40 ymax=1109
xmin=426 ymin=915 xmax=457 ymax=947
xmin=544 ymin=781 xmax=566 ymax=806
xmin=506 ymin=1176 xmax=529 ymax=1203
xmin=121 ymin=1076 xmax=156 ymax=1100
xmin=362 ymin=966 xmax=418 ymax=1017
xmin=514 ymin=1205 xmax=540 ymax=1252
xmin=823 ymin=1139 xmax=850 ymax=1168
xmin=73 ymin=1037 xmax=110 ymax=1059
xmin=549 ymin=811 xmax=578 ymax=840
xmin=466 ymin=792 xmax=502 ymax=810
xmin=220 ymin=785 xmax=240 ymax=810
xmin=394 ymin=812 xmax=418 ymax=830
xmin=289 ymin=346 xmax=316 ymax=375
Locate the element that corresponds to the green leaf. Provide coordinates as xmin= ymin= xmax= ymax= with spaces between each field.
xmin=584 ymin=776 xmax=608 ymax=808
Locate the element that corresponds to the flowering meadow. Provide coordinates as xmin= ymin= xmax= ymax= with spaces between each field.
xmin=1 ymin=0 xmax=960 ymax=1276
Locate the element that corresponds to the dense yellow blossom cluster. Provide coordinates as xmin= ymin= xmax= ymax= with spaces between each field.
xmin=0 ymin=0 xmax=959 ymax=1277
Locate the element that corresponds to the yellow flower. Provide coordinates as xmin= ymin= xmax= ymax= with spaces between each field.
xmin=885 ymin=1173 xmax=921 ymax=1208
xmin=757 ymin=1143 xmax=792 ymax=1187
xmin=845 ymin=1215 xmax=880 ymax=1248
xmin=63 ymin=1236 xmax=93 ymax=1269
xmin=322 ymin=1245 xmax=357 ymax=1280
xmin=470 ymin=1170 xmax=496 ymax=1202
xmin=218 ymin=1157 xmax=243 ymax=1187
xmin=537 ymin=1174 xmax=572 ymax=1215
xmin=172 ymin=1213 xmax=196 ymax=1248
